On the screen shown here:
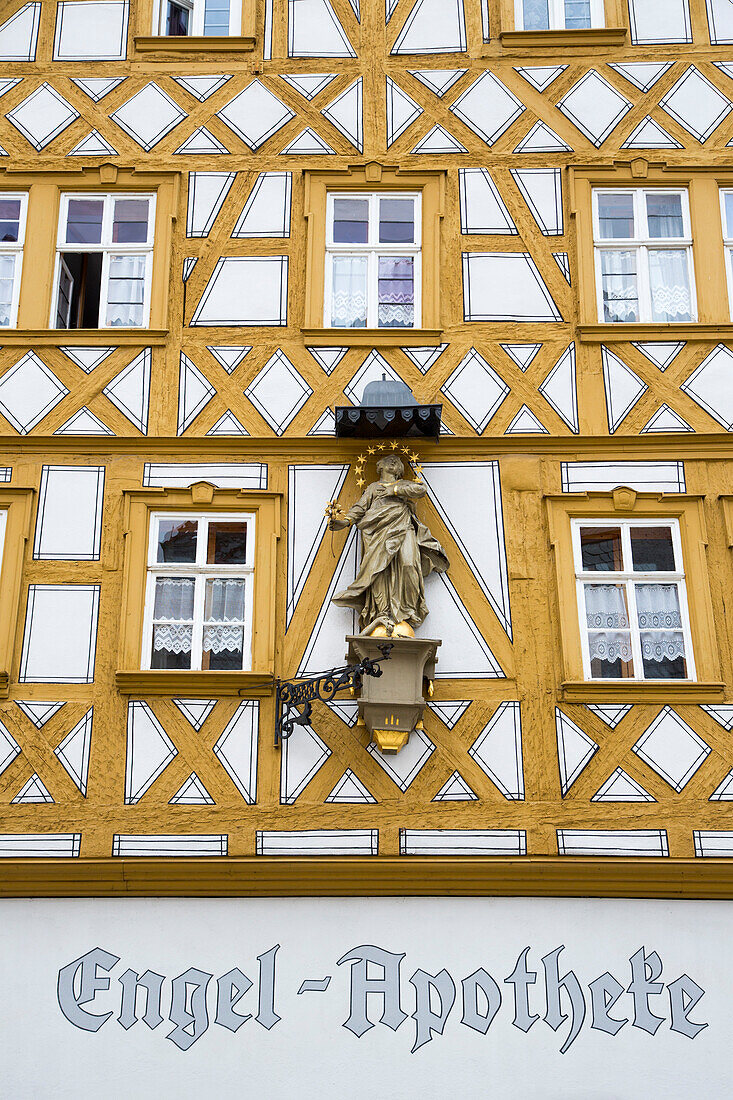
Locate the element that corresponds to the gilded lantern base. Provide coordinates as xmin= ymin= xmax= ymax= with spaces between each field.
xmin=373 ymin=728 xmax=411 ymax=754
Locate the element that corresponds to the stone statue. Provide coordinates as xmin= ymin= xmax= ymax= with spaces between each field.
xmin=328 ymin=454 xmax=449 ymax=637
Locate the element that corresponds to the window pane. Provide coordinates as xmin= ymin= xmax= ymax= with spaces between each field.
xmin=637 ymin=585 xmax=686 ymax=677
xmin=378 ymin=255 xmax=414 ymax=328
xmin=724 ymin=192 xmax=733 ymax=238
xmin=585 ymin=583 xmax=634 ymax=678
xmin=599 ymin=250 xmax=638 ymax=322
xmin=204 ymin=577 xmax=245 ymax=620
xmin=330 ymin=255 xmax=367 ymax=327
xmin=153 ymin=575 xmax=195 ymax=618
xmin=166 ymin=0 xmax=189 ymax=34
xmin=0 ymin=255 xmax=16 ymax=327
xmin=648 ymin=249 xmax=691 ymax=322
xmin=597 ymin=193 xmax=634 ymax=239
xmin=203 ymin=0 xmax=230 ymax=33
xmin=113 ymin=199 xmax=150 ymax=244
xmin=65 ymin=199 xmax=104 ymax=245
xmin=156 ymin=519 xmax=197 ymax=562
xmin=105 ymin=254 xmax=146 ymax=326
xmin=580 ymin=527 xmax=623 ymax=571
xmin=152 ymin=624 xmax=192 ymax=668
xmin=646 ymin=192 xmax=684 ymax=239
xmin=522 ymin=0 xmax=550 ymax=29
xmin=152 ymin=577 xmax=195 ymax=669
xmin=203 ymin=578 xmax=245 ymax=670
xmin=332 ymin=198 xmax=369 ymax=244
xmin=630 ymin=527 xmax=676 ymax=572
xmin=379 ymin=198 xmax=415 ymax=244
xmin=207 ymin=521 xmax=247 ymax=564
xmin=565 ymin=0 xmax=591 ymax=28
xmin=0 ymin=199 xmax=21 ymax=243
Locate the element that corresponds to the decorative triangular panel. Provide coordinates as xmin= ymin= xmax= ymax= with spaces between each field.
xmin=367 ymin=729 xmax=434 ymax=790
xmin=12 ymin=773 xmax=53 ymax=804
xmin=102 ymin=348 xmax=151 ymax=434
xmin=423 ymin=572 xmax=505 ymax=678
xmin=0 ymin=352 xmax=68 ymax=434
xmin=172 ymin=74 xmax=231 ymax=101
xmin=344 ymin=350 xmax=403 ymax=405
xmin=391 ymin=0 xmax=467 ymax=53
xmin=124 ymin=701 xmax=177 ymax=804
xmin=321 ymin=78 xmax=363 ymax=152
xmin=450 ymin=71 xmax=524 ymax=145
xmin=54 ymin=708 xmax=92 ymax=796
xmin=169 ymin=772 xmax=214 ymax=805
xmin=182 ymin=257 xmax=197 ymax=282
xmin=621 ymin=116 xmax=683 ymax=149
xmin=469 ymin=701 xmax=524 ymax=800
xmin=16 ymin=701 xmax=65 ymax=728
xmin=307 ymin=346 xmax=348 ymax=374
xmin=501 ymin=343 xmax=542 ymax=371
xmin=592 ymin=768 xmax=656 ymax=802
xmin=287 ymin=463 xmax=349 ymax=626
xmin=440 ymin=349 xmax=510 ymax=433
xmin=633 ymin=706 xmax=711 ymax=792
xmin=427 ymin=700 xmax=471 ymax=730
xmin=298 ymin=526 xmax=360 ymax=675
xmin=0 ymin=79 xmax=21 ymax=99
xmin=207 ymin=345 xmax=251 ymax=373
xmin=408 ymin=69 xmax=466 ymax=97
xmin=432 ymin=771 xmax=477 ymax=802
xmin=505 ymin=404 xmax=548 ymax=434
xmin=513 ymin=122 xmax=571 ymax=154
xmin=67 ymin=130 xmax=119 ymax=156
xmin=186 ymin=171 xmax=236 ymax=237
xmin=71 ymin=76 xmax=125 ymax=101
xmin=308 ymin=408 xmax=336 ymax=435
xmin=174 ymin=127 xmax=229 ymax=155
xmin=641 ymin=405 xmax=693 ymax=433
xmin=280 ymin=73 xmax=338 ymax=100
xmin=586 ymin=704 xmax=632 ymax=729
xmin=178 ymin=353 xmax=216 ymax=434
xmin=702 ymin=705 xmax=733 ymax=731
xmin=631 ymin=341 xmax=685 ymax=370
xmin=346 ymin=0 xmax=360 ymax=20
xmin=61 ymin=346 xmax=116 ymax=372
xmin=280 ymin=720 xmax=331 ymax=803
xmin=709 ymin=770 xmax=733 ymax=801
xmin=0 ymin=719 xmax=20 ymax=777
xmin=607 ymin=62 xmax=673 ymax=92
xmin=325 ymin=769 xmax=376 ymax=803
xmin=244 ymin=349 xmax=312 ymax=435
xmin=539 ymin=343 xmax=578 ymax=432
xmin=281 ymin=128 xmax=335 ymax=154
xmin=110 ymin=83 xmax=186 ymax=151
xmin=680 ymin=344 xmax=733 ymax=430
xmin=514 ymin=65 xmax=567 ymax=92
xmin=173 ymin=698 xmax=216 ymax=731
xmin=401 ymin=344 xmax=447 ymax=373
xmin=287 ymin=0 xmax=356 ymax=57
xmin=7 ymin=83 xmax=78 ymax=150
xmin=411 ymin=125 xmax=467 ymax=154
xmin=53 ymin=407 xmax=115 ymax=436
xmin=0 ymin=3 xmax=41 ymax=62
xmin=660 ymin=66 xmax=732 ymax=143
xmin=213 ymin=700 xmax=259 ymax=803
xmin=557 ymin=70 xmax=632 ymax=146
xmin=386 ymin=77 xmax=423 ymax=146
xmin=553 ymin=252 xmax=571 ymax=284
xmin=420 ymin=460 xmax=512 ymax=636
xmin=459 ymin=168 xmax=516 ymax=234
xmin=232 ymin=172 xmax=292 ymax=237
xmin=216 ymin=81 xmax=295 ymax=149
xmin=386 ymin=0 xmax=399 ymax=21
xmin=556 ymin=708 xmax=598 ymax=796
xmin=602 ymin=346 xmax=648 ymax=432
xmin=206 ymin=410 xmax=249 ymax=435
xmin=510 ymin=168 xmax=563 ymax=235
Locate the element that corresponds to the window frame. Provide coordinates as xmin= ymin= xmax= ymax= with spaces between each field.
xmin=592 ymin=186 xmax=697 ymax=325
xmin=514 ymin=0 xmax=605 ymax=30
xmin=141 ymin=510 xmax=256 ymax=673
xmin=152 ymin=0 xmax=241 ymax=35
xmin=51 ymin=191 xmax=157 ymax=331
xmin=0 ymin=192 xmax=28 ymax=330
xmin=571 ymin=517 xmax=696 ymax=683
xmin=719 ymin=188 xmax=733 ymax=318
xmin=323 ymin=191 xmax=422 ymax=331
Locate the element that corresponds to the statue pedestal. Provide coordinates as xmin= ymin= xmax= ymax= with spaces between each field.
xmin=346 ymin=635 xmax=440 ymax=754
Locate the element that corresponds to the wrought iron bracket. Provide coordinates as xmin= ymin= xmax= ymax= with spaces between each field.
xmin=274 ymin=644 xmax=393 ymax=747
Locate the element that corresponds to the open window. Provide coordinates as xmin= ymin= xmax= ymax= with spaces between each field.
xmin=155 ymin=0 xmax=240 ymax=34
xmin=52 ymin=192 xmax=156 ymax=329
xmin=0 ymin=193 xmax=28 ymax=329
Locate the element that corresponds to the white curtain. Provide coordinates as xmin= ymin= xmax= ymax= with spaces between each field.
xmin=585 ymin=583 xmax=632 ymax=663
xmin=378 ymin=256 xmax=414 ymax=328
xmin=0 ymin=255 xmax=15 ymax=326
xmin=106 ymin=254 xmax=146 ymax=327
xmin=637 ymin=583 xmax=686 ymax=662
xmin=522 ymin=0 xmax=550 ymax=28
xmin=648 ymin=249 xmax=691 ymax=321
xmin=204 ymin=578 xmax=245 ymax=654
xmin=153 ymin=577 xmax=194 ymax=653
xmin=600 ymin=250 xmax=638 ymax=321
xmin=330 ymin=256 xmax=367 ymax=327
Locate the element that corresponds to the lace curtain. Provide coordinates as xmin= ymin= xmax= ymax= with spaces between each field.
xmin=522 ymin=0 xmax=550 ymax=28
xmin=331 ymin=256 xmax=367 ymax=327
xmin=204 ymin=578 xmax=245 ymax=654
xmin=106 ymin=254 xmax=146 ymax=327
xmin=648 ymin=250 xmax=691 ymax=321
xmin=152 ymin=577 xmax=246 ymax=655
xmin=637 ymin=583 xmax=686 ymax=662
xmin=153 ymin=577 xmax=194 ymax=653
xmin=585 ymin=584 xmax=632 ymax=663
xmin=378 ymin=256 xmax=414 ymax=328
xmin=600 ymin=250 xmax=639 ymax=322
xmin=585 ymin=582 xmax=686 ymax=664
xmin=0 ymin=255 xmax=15 ymax=327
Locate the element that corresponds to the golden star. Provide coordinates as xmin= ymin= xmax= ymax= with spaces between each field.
xmin=356 ymin=478 xmax=365 ymax=488
xmin=390 ymin=440 xmax=399 ymax=450
xmin=410 ymin=452 xmax=419 ymax=463
xmin=377 ymin=442 xmax=385 ymax=450
xmin=367 ymin=446 xmax=376 ymax=455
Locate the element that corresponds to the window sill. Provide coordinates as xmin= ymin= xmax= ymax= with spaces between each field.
xmin=577 ymin=323 xmax=733 ymax=344
xmin=134 ymin=35 xmax=256 ymax=56
xmin=498 ymin=27 xmax=627 ymax=49
xmin=302 ymin=327 xmax=443 ymax=347
xmin=1 ymin=329 xmax=169 ymax=346
xmin=560 ymin=680 xmax=726 ymax=704
xmin=115 ymin=670 xmax=274 ymax=696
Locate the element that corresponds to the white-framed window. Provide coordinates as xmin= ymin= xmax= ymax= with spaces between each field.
xmin=572 ymin=519 xmax=695 ymax=682
xmin=516 ymin=0 xmax=604 ymax=30
xmin=0 ymin=193 xmax=28 ymax=329
xmin=155 ymin=0 xmax=239 ymax=35
xmin=719 ymin=188 xmax=733 ymax=316
xmin=592 ymin=188 xmax=696 ymax=324
xmin=52 ymin=192 xmax=156 ymax=330
xmin=142 ymin=512 xmax=255 ymax=671
xmin=324 ymin=192 xmax=421 ymax=329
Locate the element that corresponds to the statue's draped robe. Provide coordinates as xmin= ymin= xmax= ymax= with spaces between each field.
xmin=332 ymin=479 xmax=449 ymax=629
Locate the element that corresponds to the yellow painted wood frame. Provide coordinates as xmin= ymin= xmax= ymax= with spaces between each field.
xmin=0 ymin=487 xmax=35 ymax=699
xmin=302 ymin=163 xmax=445 ymax=340
xmin=132 ymin=0 xmax=256 ymax=43
xmin=117 ymin=483 xmax=281 ymax=696
xmin=546 ymin=490 xmax=724 ymax=703
xmin=498 ymin=0 xmax=626 ymax=45
xmin=0 ymin=166 xmax=180 ymax=333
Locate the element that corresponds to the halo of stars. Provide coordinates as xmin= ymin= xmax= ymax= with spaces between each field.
xmin=355 ymin=441 xmax=424 ymax=490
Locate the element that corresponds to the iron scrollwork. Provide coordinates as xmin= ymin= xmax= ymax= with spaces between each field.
xmin=274 ymin=645 xmax=393 ymax=746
